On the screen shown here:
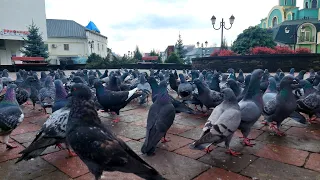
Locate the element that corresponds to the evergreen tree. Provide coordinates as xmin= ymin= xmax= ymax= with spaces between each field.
xmin=21 ymin=22 xmax=49 ymax=58
xmin=175 ymin=33 xmax=185 ymax=60
xmin=165 ymin=52 xmax=182 ymax=64
xmin=149 ymin=49 xmax=162 ymax=63
xmin=133 ymin=46 xmax=142 ymax=61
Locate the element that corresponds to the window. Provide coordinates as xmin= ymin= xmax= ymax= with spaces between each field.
xmin=285 ymin=0 xmax=287 ymax=5
xmin=292 ymin=13 xmax=295 ymax=20
xmin=102 ymin=44 xmax=103 ymax=51
xmin=312 ymin=0 xmax=317 ymax=8
xmin=292 ymin=0 xmax=294 ymax=4
xmin=272 ymin=17 xmax=278 ymax=27
xmin=306 ymin=2 xmax=309 ymax=8
xmin=64 ymin=44 xmax=69 ymax=51
xmin=98 ymin=43 xmax=100 ymax=51
xmin=0 ymin=39 xmax=5 ymax=49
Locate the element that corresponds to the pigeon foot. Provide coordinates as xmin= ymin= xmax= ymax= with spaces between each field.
xmin=112 ymin=118 xmax=120 ymax=123
xmin=55 ymin=143 xmax=64 ymax=150
xmin=307 ymin=116 xmax=318 ymax=124
xmin=68 ymin=149 xmax=77 ymax=157
xmin=261 ymin=121 xmax=268 ymax=125
xmin=6 ymin=143 xmax=18 ymax=149
xmin=226 ymin=149 xmax=241 ymax=157
xmin=204 ymin=147 xmax=213 ymax=153
xmin=242 ymin=138 xmax=255 ymax=147
xmin=269 ymin=124 xmax=286 ymax=136
xmin=161 ymin=137 xmax=170 ymax=143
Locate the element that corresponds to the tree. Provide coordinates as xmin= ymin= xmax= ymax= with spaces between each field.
xmin=149 ymin=49 xmax=162 ymax=63
xmin=175 ymin=33 xmax=186 ymax=60
xmin=231 ymin=26 xmax=276 ymax=55
xmin=165 ymin=52 xmax=182 ymax=64
xmin=21 ymin=21 xmax=49 ymax=58
xmin=133 ymin=46 xmax=142 ymax=61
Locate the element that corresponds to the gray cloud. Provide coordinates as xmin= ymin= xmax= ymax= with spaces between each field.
xmin=109 ymin=14 xmax=208 ymax=30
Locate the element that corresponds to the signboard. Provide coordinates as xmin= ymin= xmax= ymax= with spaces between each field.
xmin=0 ymin=29 xmax=30 ymax=37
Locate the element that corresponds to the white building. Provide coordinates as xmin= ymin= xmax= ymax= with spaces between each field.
xmin=46 ymin=19 xmax=108 ymax=65
xmin=0 ymin=0 xmax=47 ymax=65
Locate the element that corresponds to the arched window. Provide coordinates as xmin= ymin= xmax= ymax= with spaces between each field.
xmin=312 ymin=0 xmax=317 ymax=8
xmin=285 ymin=0 xmax=287 ymax=5
xmin=272 ymin=17 xmax=278 ymax=27
xmin=306 ymin=1 xmax=309 ymax=8
xmin=292 ymin=0 xmax=294 ymax=4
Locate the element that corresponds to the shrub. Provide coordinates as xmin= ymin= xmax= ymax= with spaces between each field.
xmin=295 ymin=48 xmax=311 ymax=54
xmin=274 ymin=46 xmax=294 ymax=54
xmin=210 ymin=50 xmax=220 ymax=56
xmin=218 ymin=49 xmax=237 ymax=56
xmin=251 ymin=47 xmax=276 ymax=55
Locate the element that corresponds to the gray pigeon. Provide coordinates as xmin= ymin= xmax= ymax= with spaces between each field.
xmin=38 ymin=76 xmax=56 ymax=114
xmin=0 ymin=84 xmax=24 ymax=149
xmin=178 ymin=74 xmax=193 ymax=100
xmin=193 ymin=78 xmax=223 ymax=109
xmin=263 ymin=75 xmax=299 ymax=136
xmin=189 ymin=88 xmax=242 ymax=156
xmin=141 ymin=81 xmax=175 ymax=156
xmin=238 ymin=69 xmax=264 ymax=147
xmin=137 ymin=74 xmax=151 ymax=105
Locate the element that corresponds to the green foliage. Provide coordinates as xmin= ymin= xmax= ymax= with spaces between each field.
xmin=133 ymin=46 xmax=142 ymax=60
xmin=175 ymin=34 xmax=186 ymax=60
xmin=86 ymin=53 xmax=110 ymax=68
xmin=21 ymin=22 xmax=49 ymax=58
xmin=149 ymin=49 xmax=162 ymax=63
xmin=165 ymin=52 xmax=182 ymax=64
xmin=231 ymin=26 xmax=276 ymax=55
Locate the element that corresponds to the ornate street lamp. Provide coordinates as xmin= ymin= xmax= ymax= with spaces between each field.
xmin=211 ymin=15 xmax=235 ymax=50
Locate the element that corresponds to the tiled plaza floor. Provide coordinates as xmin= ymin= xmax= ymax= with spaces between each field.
xmin=2 ymin=99 xmax=320 ymax=180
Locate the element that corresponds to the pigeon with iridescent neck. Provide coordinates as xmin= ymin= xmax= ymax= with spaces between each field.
xmin=0 ymin=84 xmax=24 ymax=149
xmin=38 ymin=76 xmax=56 ymax=114
xmin=52 ymin=80 xmax=68 ymax=112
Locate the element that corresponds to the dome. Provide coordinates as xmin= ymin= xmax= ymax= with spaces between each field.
xmin=279 ymin=0 xmax=296 ymax=6
xmin=86 ymin=21 xmax=100 ymax=33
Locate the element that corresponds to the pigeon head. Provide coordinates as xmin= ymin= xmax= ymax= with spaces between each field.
xmin=1 ymin=84 xmax=18 ymax=105
xmin=40 ymin=72 xmax=47 ymax=80
xmin=239 ymin=69 xmax=243 ymax=75
xmin=109 ymin=75 xmax=118 ymax=85
xmin=280 ymin=75 xmax=299 ymax=90
xmin=221 ymin=74 xmax=228 ymax=81
xmin=139 ymin=74 xmax=147 ymax=84
xmin=44 ymin=76 xmax=54 ymax=87
xmin=299 ymin=79 xmax=312 ymax=89
xmin=68 ymin=83 xmax=92 ymax=100
xmin=24 ymin=76 xmax=37 ymax=86
xmin=244 ymin=74 xmax=251 ymax=86
xmin=267 ymin=77 xmax=277 ymax=91
xmin=179 ymin=74 xmax=186 ymax=83
xmin=72 ymin=76 xmax=85 ymax=84
xmin=222 ymin=88 xmax=237 ymax=102
xmin=251 ymin=69 xmax=264 ymax=81
xmin=158 ymin=73 xmax=164 ymax=81
xmin=54 ymin=80 xmax=67 ymax=100
xmin=16 ymin=72 xmax=22 ymax=80
xmin=226 ymin=79 xmax=238 ymax=89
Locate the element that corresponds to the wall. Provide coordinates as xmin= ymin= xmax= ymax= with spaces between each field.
xmin=0 ymin=40 xmax=23 ymax=65
xmin=0 ymin=0 xmax=47 ymax=41
xmin=268 ymin=8 xmax=283 ymax=27
xmin=86 ymin=31 xmax=108 ymax=58
xmin=192 ymin=54 xmax=320 ymax=72
xmin=298 ymin=9 xmax=318 ymax=19
xmin=46 ymin=37 xmax=87 ymax=64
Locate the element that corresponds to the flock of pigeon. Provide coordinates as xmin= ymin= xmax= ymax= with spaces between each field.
xmin=0 ymin=67 xmax=319 ymax=180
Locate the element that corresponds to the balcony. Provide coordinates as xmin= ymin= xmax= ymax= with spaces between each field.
xmin=297 ymin=36 xmax=316 ymax=44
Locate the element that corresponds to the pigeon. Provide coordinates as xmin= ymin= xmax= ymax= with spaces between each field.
xmin=141 ymin=81 xmax=175 ymax=156
xmin=38 ymin=76 xmax=56 ymax=114
xmin=52 ymin=80 xmax=68 ymax=113
xmin=169 ymin=73 xmax=179 ymax=95
xmin=189 ymin=88 xmax=242 ymax=156
xmin=263 ymin=75 xmax=299 ymax=136
xmin=237 ymin=74 xmax=252 ymax=102
xmin=226 ymin=79 xmax=243 ymax=99
xmin=289 ymin=68 xmax=295 ymax=76
xmin=262 ymin=77 xmax=277 ymax=104
xmin=237 ymin=69 xmax=245 ymax=83
xmin=16 ymin=106 xmax=76 ymax=163
xmin=0 ymin=84 xmax=24 ymax=149
xmin=177 ymin=74 xmax=193 ymax=100
xmin=193 ymin=78 xmax=223 ymax=109
xmin=137 ymin=75 xmax=151 ymax=105
xmin=66 ymin=83 xmax=164 ymax=180
xmin=238 ymin=69 xmax=264 ymax=146
xmin=94 ymin=80 xmax=142 ymax=123
xmin=106 ymin=75 xmax=121 ymax=91
xmin=208 ymin=73 xmax=220 ymax=92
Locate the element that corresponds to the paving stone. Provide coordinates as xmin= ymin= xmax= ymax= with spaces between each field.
xmin=234 ymin=129 xmax=264 ymax=140
xmin=167 ymin=123 xmax=194 ymax=135
xmin=0 ymin=158 xmax=56 ymax=179
xmin=42 ymin=150 xmax=89 ymax=178
xmin=11 ymin=122 xmax=40 ymax=136
xmin=251 ymin=117 xmax=266 ymax=129
xmin=286 ymin=127 xmax=320 ymax=140
xmin=241 ymin=158 xmax=320 ymax=180
xmin=174 ymin=145 xmax=207 ymax=160
xmin=111 ymin=122 xmax=146 ymax=140
xmin=11 ymin=131 xmax=38 ymax=143
xmin=194 ymin=167 xmax=250 ymax=180
xmin=29 ymin=114 xmax=51 ymax=126
xmin=284 ymin=119 xmax=310 ymax=128
xmin=260 ymin=124 xmax=291 ymax=133
xmin=257 ymin=132 xmax=320 ymax=153
xmin=255 ymin=144 xmax=309 ymax=166
xmin=175 ymin=115 xmax=206 ymax=127
xmin=132 ymin=120 xmax=147 ymax=128
xmin=198 ymin=147 xmax=257 ymax=173
xmin=305 ymin=153 xmax=320 ymax=172
xmin=34 ymin=170 xmax=71 ymax=180
xmin=218 ymin=136 xmax=266 ymax=155
xmin=141 ymin=149 xmax=209 ymax=180
xmin=117 ymin=135 xmax=132 ymax=142
xmin=22 ymin=142 xmax=62 ymax=156
xmin=0 ymin=142 xmax=24 ymax=162
xmin=179 ymin=127 xmax=202 ymax=140
xmin=119 ymin=114 xmax=146 ymax=123
xmin=156 ymin=134 xmax=193 ymax=151
xmin=75 ymin=172 xmax=143 ymax=180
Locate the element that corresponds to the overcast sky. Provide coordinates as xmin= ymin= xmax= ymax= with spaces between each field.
xmin=45 ymin=0 xmax=304 ymax=55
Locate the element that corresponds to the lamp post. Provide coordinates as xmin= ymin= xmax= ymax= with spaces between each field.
xmin=211 ymin=15 xmax=235 ymax=50
xmin=88 ymin=40 xmax=94 ymax=54
xmin=197 ymin=41 xmax=208 ymax=57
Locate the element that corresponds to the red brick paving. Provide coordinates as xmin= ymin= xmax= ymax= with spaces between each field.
xmin=305 ymin=153 xmax=320 ymax=172
xmin=194 ymin=168 xmax=250 ymax=180
xmin=2 ymin=101 xmax=320 ymax=179
xmin=255 ymin=144 xmax=309 ymax=166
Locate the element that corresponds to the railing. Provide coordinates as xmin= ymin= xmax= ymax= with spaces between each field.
xmin=11 ymin=57 xmax=48 ymax=65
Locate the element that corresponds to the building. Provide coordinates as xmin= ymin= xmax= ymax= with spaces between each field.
xmin=259 ymin=0 xmax=320 ymax=52
xmin=163 ymin=45 xmax=174 ymax=61
xmin=185 ymin=47 xmax=220 ymax=62
xmin=0 ymin=0 xmax=47 ymax=65
xmin=46 ymin=19 xmax=108 ymax=65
